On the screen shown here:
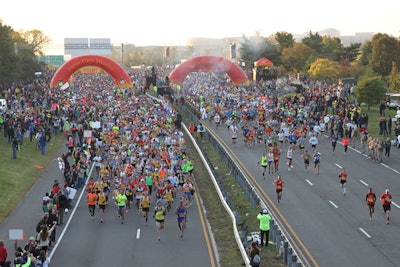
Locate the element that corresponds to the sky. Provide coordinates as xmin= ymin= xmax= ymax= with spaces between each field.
xmin=1 ymin=0 xmax=399 ymax=54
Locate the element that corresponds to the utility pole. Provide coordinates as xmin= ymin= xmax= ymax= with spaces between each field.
xmin=121 ymin=43 xmax=124 ymax=68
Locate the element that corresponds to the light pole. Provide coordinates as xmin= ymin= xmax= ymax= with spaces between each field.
xmin=121 ymin=43 xmax=124 ymax=68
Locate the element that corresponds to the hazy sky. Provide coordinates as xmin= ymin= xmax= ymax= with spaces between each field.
xmin=1 ymin=0 xmax=399 ymax=50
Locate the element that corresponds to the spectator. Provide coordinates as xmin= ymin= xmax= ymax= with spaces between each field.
xmin=257 ymin=209 xmax=271 ymax=247
xmin=12 ymin=138 xmax=19 ymax=159
xmin=248 ymin=241 xmax=261 ymax=267
xmin=0 ymin=240 xmax=8 ymax=267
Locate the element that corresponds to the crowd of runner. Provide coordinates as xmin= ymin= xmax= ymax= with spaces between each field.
xmin=0 ymin=68 xmax=196 ymax=266
xmin=1 ymin=65 xmax=400 ymax=266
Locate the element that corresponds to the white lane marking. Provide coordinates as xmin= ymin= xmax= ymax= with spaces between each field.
xmin=380 ymin=163 xmax=400 ymax=175
xmin=136 ymin=229 xmax=141 ymax=239
xmin=335 ymin=163 xmax=342 ymax=169
xmin=329 ymin=200 xmax=338 ymax=208
xmin=305 ymin=179 xmax=313 ymax=186
xmin=359 ymin=228 xmax=371 ymax=238
xmin=359 ymin=180 xmax=369 ymax=187
xmin=392 ymin=202 xmax=400 ymax=209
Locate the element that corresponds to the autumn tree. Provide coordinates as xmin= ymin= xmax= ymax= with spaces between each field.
xmin=280 ymin=43 xmax=316 ymax=74
xmin=17 ymin=29 xmax=51 ymax=56
xmin=308 ymin=58 xmax=339 ymax=81
xmin=389 ymin=61 xmax=400 ymax=93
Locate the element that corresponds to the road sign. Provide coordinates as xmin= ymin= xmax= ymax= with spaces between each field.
xmin=38 ymin=55 xmax=64 ymax=67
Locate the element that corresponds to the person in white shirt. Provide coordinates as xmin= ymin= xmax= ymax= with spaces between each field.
xmin=309 ymin=134 xmax=318 ymax=149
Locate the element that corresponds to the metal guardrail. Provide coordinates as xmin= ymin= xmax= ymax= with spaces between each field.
xmin=179 ymin=101 xmax=309 ymax=267
xmin=148 ymin=92 xmax=308 ymax=267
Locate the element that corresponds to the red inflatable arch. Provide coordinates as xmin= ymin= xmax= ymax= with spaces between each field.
xmin=50 ymin=55 xmax=133 ymax=88
xmin=169 ymin=56 xmax=249 ymax=85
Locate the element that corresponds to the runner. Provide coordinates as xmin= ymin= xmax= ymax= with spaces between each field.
xmin=214 ymin=112 xmax=221 ymax=128
xmin=154 ymin=201 xmax=166 ymax=241
xmin=297 ymin=133 xmax=306 ymax=155
xmin=98 ymin=190 xmax=107 ymax=223
xmin=258 ymin=152 xmax=268 ymax=178
xmin=272 ymin=142 xmax=280 ymax=172
xmin=380 ymin=189 xmax=392 ymax=224
xmin=267 ymin=149 xmax=274 ymax=174
xmin=165 ymin=184 xmax=174 ymax=212
xmin=330 ymin=134 xmax=338 ymax=154
xmin=343 ymin=135 xmax=349 ymax=154
xmin=309 ymin=134 xmax=318 ymax=150
xmin=286 ymin=144 xmax=295 ymax=171
xmin=273 ymin=175 xmax=285 ymax=203
xmin=140 ymin=191 xmax=152 ymax=225
xmin=115 ymin=189 xmax=128 ymax=224
xmin=302 ymin=150 xmax=310 ymax=172
xmin=175 ymin=198 xmax=187 ymax=238
xmin=365 ymin=188 xmax=376 ymax=222
xmin=338 ymin=168 xmax=347 ymax=195
xmin=313 ymin=150 xmax=321 ymax=175
xmin=230 ymin=123 xmax=239 ymax=144
xmin=87 ymin=189 xmax=98 ymax=220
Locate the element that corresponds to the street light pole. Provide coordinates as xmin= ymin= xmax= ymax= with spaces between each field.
xmin=121 ymin=43 xmax=124 ymax=68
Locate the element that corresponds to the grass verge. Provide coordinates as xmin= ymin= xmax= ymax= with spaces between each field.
xmin=0 ymin=132 xmax=65 ymax=223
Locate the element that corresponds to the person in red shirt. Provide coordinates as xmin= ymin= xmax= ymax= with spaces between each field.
xmin=380 ymin=189 xmax=392 ymax=224
xmin=338 ymin=168 xmax=347 ymax=195
xmin=343 ymin=136 xmax=349 ymax=154
xmin=365 ymin=188 xmax=376 ymax=222
xmin=272 ymin=143 xmax=280 ymax=172
xmin=273 ymin=175 xmax=285 ymax=203
xmin=0 ymin=239 xmax=8 ymax=266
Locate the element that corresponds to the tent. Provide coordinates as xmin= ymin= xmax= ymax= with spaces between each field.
xmin=254 ymin=57 xmax=273 ymax=67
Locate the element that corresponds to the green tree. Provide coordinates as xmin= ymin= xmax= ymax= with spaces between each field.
xmin=368 ymin=33 xmax=400 ymax=77
xmin=274 ymin=31 xmax=295 ymax=50
xmin=302 ymin=31 xmax=324 ymax=54
xmin=354 ymin=71 xmax=387 ymax=110
xmin=321 ymin=36 xmax=343 ymax=61
xmin=0 ymin=22 xmax=18 ymax=87
xmin=341 ymin=42 xmax=361 ymax=63
xmin=280 ymin=42 xmax=316 ymax=74
xmin=359 ymin=41 xmax=372 ymax=66
xmin=308 ymin=58 xmax=339 ymax=81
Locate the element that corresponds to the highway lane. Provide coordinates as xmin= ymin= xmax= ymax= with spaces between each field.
xmin=206 ymin=122 xmax=400 ymax=267
xmin=49 ymin=187 xmax=215 ymax=267
xmin=0 ymin=146 xmax=216 ymax=267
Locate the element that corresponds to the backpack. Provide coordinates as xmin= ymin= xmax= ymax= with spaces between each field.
xmin=252 ymin=254 xmax=261 ymax=264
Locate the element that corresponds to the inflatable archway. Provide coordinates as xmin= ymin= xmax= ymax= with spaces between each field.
xmin=169 ymin=56 xmax=249 ymax=85
xmin=50 ymin=55 xmax=133 ymax=88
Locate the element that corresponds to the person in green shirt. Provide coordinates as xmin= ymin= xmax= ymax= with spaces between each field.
xmin=115 ymin=190 xmax=128 ymax=224
xmin=257 ymin=209 xmax=271 ymax=247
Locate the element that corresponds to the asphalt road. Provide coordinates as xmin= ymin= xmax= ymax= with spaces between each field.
xmin=0 ymin=145 xmax=216 ymax=267
xmin=207 ymin=122 xmax=400 ymax=267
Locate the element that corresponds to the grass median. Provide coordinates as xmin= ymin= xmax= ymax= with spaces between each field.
xmin=0 ymin=132 xmax=65 ymax=223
